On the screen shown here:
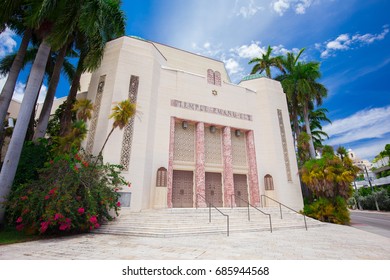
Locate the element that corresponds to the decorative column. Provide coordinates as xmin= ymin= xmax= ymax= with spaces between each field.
xmin=167 ymin=117 xmax=175 ymax=208
xmin=222 ymin=126 xmax=234 ymax=207
xmin=246 ymin=130 xmax=260 ymax=206
xmin=196 ymin=122 xmax=206 ymax=207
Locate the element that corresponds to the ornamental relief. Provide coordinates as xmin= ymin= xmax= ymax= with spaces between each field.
xmin=120 ymin=75 xmax=139 ymax=171
xmin=277 ymin=109 xmax=292 ymax=182
xmin=86 ymin=75 xmax=105 ymax=155
xmin=231 ymin=132 xmax=248 ymax=167
xmin=173 ymin=122 xmax=195 ymax=162
xmin=205 ymin=127 xmax=222 ymax=165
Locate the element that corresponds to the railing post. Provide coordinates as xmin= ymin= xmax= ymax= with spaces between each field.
xmin=227 ymin=216 xmax=229 ymax=237
xmin=209 ymin=203 xmax=211 ymax=223
xmin=303 ymin=215 xmax=307 ymax=231
xmin=279 ymin=203 xmax=283 ymax=219
xmin=231 ymin=194 xmax=233 ymax=209
xmin=269 ymin=215 xmax=272 ymax=233
xmin=247 ymin=202 xmax=250 ymax=221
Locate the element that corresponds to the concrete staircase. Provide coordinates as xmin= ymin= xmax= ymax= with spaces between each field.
xmin=95 ymin=207 xmax=324 ymax=237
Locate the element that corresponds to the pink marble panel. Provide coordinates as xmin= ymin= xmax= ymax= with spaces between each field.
xmin=222 ymin=126 xmax=234 ymax=207
xmin=196 ymin=122 xmax=207 ymax=207
xmin=167 ymin=117 xmax=175 ymax=208
xmin=246 ymin=130 xmax=260 ymax=206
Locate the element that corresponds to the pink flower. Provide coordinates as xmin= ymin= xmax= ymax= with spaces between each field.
xmin=54 ymin=213 xmax=63 ymax=220
xmin=128 ymin=183 xmax=132 ymax=188
xmin=44 ymin=195 xmax=50 ymax=200
xmin=74 ymin=166 xmax=79 ymax=172
xmin=59 ymin=218 xmax=71 ymax=231
xmin=116 ymin=201 xmax=121 ymax=207
xmin=20 ymin=196 xmax=28 ymax=201
xmin=89 ymin=216 xmax=98 ymax=224
xmin=77 ymin=208 xmax=85 ymax=214
xmin=16 ymin=217 xmax=23 ymax=223
xmin=94 ymin=223 xmax=100 ymax=229
xmin=82 ymin=161 xmax=89 ymax=167
xmin=49 ymin=188 xmax=57 ymax=195
xmin=16 ymin=224 xmax=24 ymax=231
xmin=40 ymin=221 xmax=50 ymax=233
xmin=59 ymin=223 xmax=70 ymax=231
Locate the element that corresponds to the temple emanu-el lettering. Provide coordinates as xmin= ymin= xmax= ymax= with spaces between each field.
xmin=78 ymin=36 xmax=304 ymax=211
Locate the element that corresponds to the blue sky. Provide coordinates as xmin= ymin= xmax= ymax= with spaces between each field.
xmin=0 ymin=0 xmax=389 ymax=160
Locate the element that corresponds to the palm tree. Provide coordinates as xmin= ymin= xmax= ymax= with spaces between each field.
xmin=0 ymin=45 xmax=75 ymax=141
xmin=0 ymin=2 xmax=33 ymax=149
xmin=276 ymin=48 xmax=305 ymax=143
xmin=0 ymin=0 xmax=125 ymax=224
xmin=72 ymin=99 xmax=94 ymax=122
xmin=248 ymin=45 xmax=284 ymax=78
xmin=59 ymin=1 xmax=126 ymax=137
xmin=96 ymin=100 xmax=136 ymax=163
xmin=295 ymin=61 xmax=327 ymax=158
xmin=32 ymin=44 xmax=75 ymax=140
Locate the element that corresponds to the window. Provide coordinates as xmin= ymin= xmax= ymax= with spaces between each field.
xmin=264 ymin=174 xmax=274 ymax=190
xmin=156 ymin=167 xmax=167 ymax=187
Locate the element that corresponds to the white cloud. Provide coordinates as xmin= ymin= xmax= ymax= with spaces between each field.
xmin=352 ymin=138 xmax=390 ymax=160
xmin=235 ymin=0 xmax=264 ymax=18
xmin=320 ymin=26 xmax=389 ymax=58
xmin=0 ymin=75 xmax=47 ymax=104
xmin=272 ymin=0 xmax=290 ymax=16
xmin=272 ymin=0 xmax=314 ymax=16
xmin=192 ymin=41 xmax=223 ymax=59
xmin=223 ymin=58 xmax=243 ymax=75
xmin=323 ymin=106 xmax=390 ymax=147
xmin=230 ymin=41 xmax=265 ymax=59
xmin=0 ymin=28 xmax=17 ymax=57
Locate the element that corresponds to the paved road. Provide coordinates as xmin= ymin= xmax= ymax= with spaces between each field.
xmin=350 ymin=210 xmax=390 ymax=238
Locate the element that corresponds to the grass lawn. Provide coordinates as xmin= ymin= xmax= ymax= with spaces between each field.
xmin=0 ymin=226 xmax=41 ymax=245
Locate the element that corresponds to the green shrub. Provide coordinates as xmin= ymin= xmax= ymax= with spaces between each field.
xmin=5 ymin=150 xmax=127 ymax=235
xmin=303 ymin=196 xmax=350 ymax=225
xmin=13 ymin=139 xmax=51 ymax=186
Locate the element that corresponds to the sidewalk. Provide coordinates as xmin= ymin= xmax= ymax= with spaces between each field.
xmin=0 ymin=222 xmax=389 ymax=259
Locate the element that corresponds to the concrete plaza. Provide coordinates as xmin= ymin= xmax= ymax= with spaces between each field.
xmin=0 ymin=222 xmax=389 ymax=260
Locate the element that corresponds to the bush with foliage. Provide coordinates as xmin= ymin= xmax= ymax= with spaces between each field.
xmin=13 ymin=139 xmax=51 ymax=186
xmin=6 ymin=150 xmax=126 ymax=235
xmin=303 ymin=196 xmax=350 ymax=224
xmin=300 ymin=146 xmax=358 ymax=224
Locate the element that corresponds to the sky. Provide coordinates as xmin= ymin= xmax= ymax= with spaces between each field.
xmin=0 ymin=0 xmax=389 ymax=160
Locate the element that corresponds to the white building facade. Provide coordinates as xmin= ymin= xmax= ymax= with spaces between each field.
xmin=79 ymin=36 xmax=304 ymax=211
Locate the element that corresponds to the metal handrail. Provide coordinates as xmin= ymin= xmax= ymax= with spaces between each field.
xmin=231 ymin=194 xmax=272 ymax=233
xmin=196 ymin=194 xmax=230 ymax=236
xmin=260 ymin=195 xmax=307 ymax=231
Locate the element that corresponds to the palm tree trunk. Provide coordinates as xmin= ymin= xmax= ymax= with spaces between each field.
xmin=303 ymin=104 xmax=316 ymax=159
xmin=94 ymin=127 xmax=115 ymax=165
xmin=0 ymin=40 xmax=51 ymax=224
xmin=33 ymin=45 xmax=68 ymax=141
xmin=0 ymin=28 xmax=32 ymax=146
xmin=59 ymin=56 xmax=84 ymax=137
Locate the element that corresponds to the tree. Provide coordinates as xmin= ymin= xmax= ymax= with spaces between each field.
xmin=276 ymin=48 xmax=305 ymax=143
xmin=0 ymin=45 xmax=75 ymax=141
xmin=72 ymin=99 xmax=94 ymax=122
xmin=0 ymin=2 xmax=33 ymax=153
xmin=0 ymin=0 xmax=125 ymax=224
xmin=59 ymin=0 xmax=126 ymax=136
xmin=306 ymin=107 xmax=331 ymax=149
xmin=295 ymin=61 xmax=327 ymax=158
xmin=248 ymin=45 xmax=284 ymax=78
xmin=96 ymin=100 xmax=136 ymax=163
xmin=300 ymin=146 xmax=358 ymax=200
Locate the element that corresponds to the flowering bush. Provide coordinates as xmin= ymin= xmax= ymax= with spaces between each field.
xmin=6 ymin=150 xmax=127 ymax=235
